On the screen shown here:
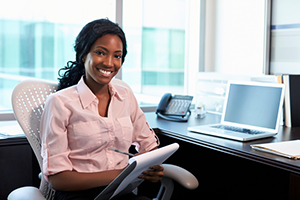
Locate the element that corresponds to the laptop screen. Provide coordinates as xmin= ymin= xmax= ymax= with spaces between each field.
xmin=222 ymin=81 xmax=284 ymax=131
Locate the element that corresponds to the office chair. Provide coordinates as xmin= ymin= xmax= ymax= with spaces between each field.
xmin=8 ymin=78 xmax=198 ymax=200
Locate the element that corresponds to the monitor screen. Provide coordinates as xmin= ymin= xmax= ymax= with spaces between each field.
xmin=223 ymin=83 xmax=283 ymax=129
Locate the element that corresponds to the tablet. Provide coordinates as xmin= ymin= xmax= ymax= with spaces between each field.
xmin=95 ymin=143 xmax=179 ymax=200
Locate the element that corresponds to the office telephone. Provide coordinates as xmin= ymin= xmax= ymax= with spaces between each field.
xmin=156 ymin=93 xmax=193 ymax=122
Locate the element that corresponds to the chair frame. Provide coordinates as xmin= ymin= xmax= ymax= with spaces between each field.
xmin=8 ymin=78 xmax=198 ymax=200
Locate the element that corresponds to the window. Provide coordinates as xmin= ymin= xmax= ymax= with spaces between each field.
xmin=269 ymin=0 xmax=300 ymax=75
xmin=0 ymin=0 xmax=115 ymax=112
xmin=122 ymin=0 xmax=202 ymax=104
xmin=0 ymin=0 xmax=202 ymax=114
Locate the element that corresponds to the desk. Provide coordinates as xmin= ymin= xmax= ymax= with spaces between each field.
xmin=145 ymin=112 xmax=300 ymax=200
xmin=0 ymin=121 xmax=40 ymax=200
xmin=2 ymin=115 xmax=300 ymax=199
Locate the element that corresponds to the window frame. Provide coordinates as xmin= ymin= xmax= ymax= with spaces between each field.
xmin=0 ymin=0 xmax=204 ymax=120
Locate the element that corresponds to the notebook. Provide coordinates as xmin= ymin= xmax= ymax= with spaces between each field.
xmin=188 ymin=80 xmax=285 ymax=141
xmin=251 ymin=140 xmax=300 ymax=160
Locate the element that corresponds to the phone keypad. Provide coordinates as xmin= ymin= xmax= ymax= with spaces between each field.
xmin=165 ymin=99 xmax=192 ymax=116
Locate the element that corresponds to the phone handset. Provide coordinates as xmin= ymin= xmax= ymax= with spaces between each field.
xmin=156 ymin=93 xmax=172 ymax=114
xmin=156 ymin=93 xmax=193 ymax=122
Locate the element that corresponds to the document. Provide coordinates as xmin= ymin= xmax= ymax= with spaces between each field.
xmin=95 ymin=143 xmax=179 ymax=200
xmin=251 ymin=140 xmax=300 ymax=160
xmin=0 ymin=121 xmax=24 ymax=139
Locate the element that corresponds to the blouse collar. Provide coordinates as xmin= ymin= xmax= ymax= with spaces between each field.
xmin=77 ymin=76 xmax=123 ymax=109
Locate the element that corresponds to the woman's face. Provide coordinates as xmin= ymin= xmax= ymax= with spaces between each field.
xmin=83 ymin=34 xmax=123 ymax=88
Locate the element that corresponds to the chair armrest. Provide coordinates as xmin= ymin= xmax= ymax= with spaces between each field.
xmin=162 ymin=164 xmax=199 ymax=190
xmin=8 ymin=186 xmax=46 ymax=200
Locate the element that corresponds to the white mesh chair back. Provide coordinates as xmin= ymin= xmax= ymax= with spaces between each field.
xmin=10 ymin=78 xmax=127 ymax=199
xmin=11 ymin=78 xmax=58 ymax=200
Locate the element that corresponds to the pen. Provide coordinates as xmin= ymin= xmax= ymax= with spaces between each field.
xmin=108 ymin=147 xmax=135 ymax=157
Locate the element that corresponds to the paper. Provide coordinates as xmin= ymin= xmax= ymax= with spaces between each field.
xmin=251 ymin=140 xmax=300 ymax=160
xmin=0 ymin=121 xmax=24 ymax=139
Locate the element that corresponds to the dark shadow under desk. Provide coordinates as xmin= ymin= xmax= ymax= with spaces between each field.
xmin=0 ymin=136 xmax=40 ymax=200
xmin=144 ymin=112 xmax=300 ymax=200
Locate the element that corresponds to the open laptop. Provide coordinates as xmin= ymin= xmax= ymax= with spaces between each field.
xmin=188 ymin=80 xmax=285 ymax=141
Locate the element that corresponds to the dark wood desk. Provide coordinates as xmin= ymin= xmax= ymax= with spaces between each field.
xmin=145 ymin=112 xmax=300 ymax=200
xmin=2 ymin=114 xmax=300 ymax=199
xmin=0 ymin=137 xmax=40 ymax=200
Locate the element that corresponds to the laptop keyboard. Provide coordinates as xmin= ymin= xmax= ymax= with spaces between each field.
xmin=211 ymin=125 xmax=265 ymax=135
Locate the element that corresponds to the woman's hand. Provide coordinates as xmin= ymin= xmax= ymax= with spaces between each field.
xmin=139 ymin=165 xmax=164 ymax=183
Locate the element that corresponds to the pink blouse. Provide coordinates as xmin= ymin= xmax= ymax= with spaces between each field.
xmin=40 ymin=77 xmax=158 ymax=178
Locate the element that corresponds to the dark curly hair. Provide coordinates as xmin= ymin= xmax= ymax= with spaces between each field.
xmin=57 ymin=19 xmax=127 ymax=90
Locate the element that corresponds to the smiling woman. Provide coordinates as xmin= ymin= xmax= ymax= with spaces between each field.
xmin=39 ymin=18 xmax=162 ymax=200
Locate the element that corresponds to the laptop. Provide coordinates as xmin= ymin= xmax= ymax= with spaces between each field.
xmin=188 ymin=80 xmax=285 ymax=141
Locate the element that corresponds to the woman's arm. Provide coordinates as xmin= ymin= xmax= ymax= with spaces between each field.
xmin=48 ymin=169 xmax=124 ymax=191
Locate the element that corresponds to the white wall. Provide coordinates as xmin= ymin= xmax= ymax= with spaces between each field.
xmin=205 ymin=0 xmax=269 ymax=75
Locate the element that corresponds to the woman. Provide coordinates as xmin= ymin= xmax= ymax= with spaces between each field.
xmin=40 ymin=19 xmax=163 ymax=200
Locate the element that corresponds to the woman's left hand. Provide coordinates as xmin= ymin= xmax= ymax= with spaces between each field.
xmin=139 ymin=165 xmax=164 ymax=183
